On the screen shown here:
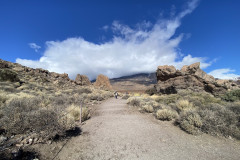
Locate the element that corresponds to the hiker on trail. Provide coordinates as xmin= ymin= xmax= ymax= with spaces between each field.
xmin=114 ymin=91 xmax=118 ymax=99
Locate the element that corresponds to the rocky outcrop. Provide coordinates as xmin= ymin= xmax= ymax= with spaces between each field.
xmin=154 ymin=62 xmax=237 ymax=95
xmin=75 ymin=74 xmax=91 ymax=86
xmin=0 ymin=59 xmax=76 ymax=88
xmin=94 ymin=74 xmax=112 ymax=90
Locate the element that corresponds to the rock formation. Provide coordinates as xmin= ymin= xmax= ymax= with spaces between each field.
xmin=94 ymin=74 xmax=113 ymax=90
xmin=75 ymin=74 xmax=91 ymax=86
xmin=0 ymin=59 xmax=75 ymax=88
xmin=154 ymin=62 xmax=239 ymax=95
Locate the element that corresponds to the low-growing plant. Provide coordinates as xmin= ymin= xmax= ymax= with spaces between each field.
xmin=178 ymin=111 xmax=202 ymax=135
xmin=0 ymin=69 xmax=20 ymax=82
xmin=156 ymin=109 xmax=178 ymax=121
xmin=122 ymin=94 xmax=130 ymax=99
xmin=198 ymin=103 xmax=240 ymax=139
xmin=142 ymin=105 xmax=154 ymax=113
xmin=81 ymin=107 xmax=91 ymax=121
xmin=222 ymin=89 xmax=240 ymax=102
xmin=67 ymin=105 xmax=81 ymax=121
xmin=0 ymin=97 xmax=74 ymax=139
xmin=176 ymin=99 xmax=194 ymax=112
xmin=127 ymin=97 xmax=141 ymax=107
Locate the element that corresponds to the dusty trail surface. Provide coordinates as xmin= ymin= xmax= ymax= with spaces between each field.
xmin=55 ymin=98 xmax=240 ymax=160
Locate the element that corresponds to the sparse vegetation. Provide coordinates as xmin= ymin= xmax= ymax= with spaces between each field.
xmin=142 ymin=105 xmax=154 ymax=113
xmin=178 ymin=111 xmax=202 ymax=135
xmin=222 ymin=89 xmax=240 ymax=102
xmin=156 ymin=109 xmax=178 ymax=121
xmin=128 ymin=90 xmax=240 ymax=139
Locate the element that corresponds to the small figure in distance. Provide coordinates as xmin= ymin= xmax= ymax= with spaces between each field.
xmin=114 ymin=91 xmax=118 ymax=99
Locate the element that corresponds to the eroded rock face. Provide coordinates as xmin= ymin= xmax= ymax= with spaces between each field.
xmin=75 ymin=74 xmax=91 ymax=86
xmin=154 ymin=62 xmax=236 ymax=95
xmin=94 ymin=74 xmax=112 ymax=90
xmin=0 ymin=59 xmax=75 ymax=88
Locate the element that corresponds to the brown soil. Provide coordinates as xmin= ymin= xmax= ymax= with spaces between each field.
xmin=34 ymin=98 xmax=240 ymax=160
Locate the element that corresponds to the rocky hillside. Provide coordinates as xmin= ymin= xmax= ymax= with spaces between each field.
xmin=154 ymin=62 xmax=240 ymax=95
xmin=0 ymin=59 xmax=92 ymax=91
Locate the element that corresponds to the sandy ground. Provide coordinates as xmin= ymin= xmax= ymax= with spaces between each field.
xmin=37 ymin=98 xmax=240 ymax=160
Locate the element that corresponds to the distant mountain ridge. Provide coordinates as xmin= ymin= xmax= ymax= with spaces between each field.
xmin=110 ymin=73 xmax=157 ymax=92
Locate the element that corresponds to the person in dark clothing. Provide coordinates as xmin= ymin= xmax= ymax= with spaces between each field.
xmin=114 ymin=91 xmax=118 ymax=99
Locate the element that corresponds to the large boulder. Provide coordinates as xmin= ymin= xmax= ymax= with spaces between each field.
xmin=75 ymin=74 xmax=91 ymax=86
xmin=94 ymin=74 xmax=112 ymax=90
xmin=155 ymin=62 xmax=228 ymax=95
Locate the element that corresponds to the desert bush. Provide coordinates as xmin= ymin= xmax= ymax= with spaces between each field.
xmin=127 ymin=97 xmax=141 ymax=107
xmin=67 ymin=105 xmax=81 ymax=121
xmin=0 ymin=93 xmax=8 ymax=106
xmin=145 ymin=87 xmax=157 ymax=95
xmin=156 ymin=109 xmax=178 ymax=121
xmin=88 ymin=93 xmax=104 ymax=101
xmin=222 ymin=89 xmax=240 ymax=102
xmin=176 ymin=99 xmax=194 ymax=112
xmin=155 ymin=94 xmax=180 ymax=104
xmin=142 ymin=105 xmax=154 ymax=113
xmin=0 ymin=69 xmax=20 ymax=82
xmin=198 ymin=103 xmax=240 ymax=139
xmin=75 ymin=87 xmax=92 ymax=94
xmin=0 ymin=97 xmax=74 ymax=139
xmin=81 ymin=107 xmax=91 ymax=121
xmin=178 ymin=111 xmax=202 ymax=135
xmin=122 ymin=94 xmax=130 ymax=99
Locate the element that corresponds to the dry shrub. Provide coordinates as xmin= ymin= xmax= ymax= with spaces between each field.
xmin=176 ymin=99 xmax=194 ymax=112
xmin=198 ymin=103 xmax=240 ymax=139
xmin=0 ymin=97 xmax=73 ymax=139
xmin=127 ymin=97 xmax=141 ymax=107
xmin=88 ymin=93 xmax=104 ymax=101
xmin=222 ymin=89 xmax=240 ymax=102
xmin=155 ymin=94 xmax=180 ymax=104
xmin=0 ymin=69 xmax=20 ymax=82
xmin=66 ymin=105 xmax=90 ymax=122
xmin=122 ymin=94 xmax=130 ymax=99
xmin=156 ymin=109 xmax=178 ymax=121
xmin=142 ymin=105 xmax=154 ymax=113
xmin=0 ymin=93 xmax=8 ymax=106
xmin=81 ymin=107 xmax=91 ymax=121
xmin=178 ymin=111 xmax=202 ymax=135
xmin=67 ymin=105 xmax=81 ymax=121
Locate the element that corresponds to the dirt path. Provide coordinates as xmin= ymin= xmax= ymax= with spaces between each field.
xmin=55 ymin=98 xmax=240 ymax=160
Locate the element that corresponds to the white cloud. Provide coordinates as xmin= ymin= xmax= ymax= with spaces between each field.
xmin=28 ymin=43 xmax=41 ymax=52
xmin=17 ymin=0 xmax=208 ymax=80
xmin=208 ymin=69 xmax=240 ymax=80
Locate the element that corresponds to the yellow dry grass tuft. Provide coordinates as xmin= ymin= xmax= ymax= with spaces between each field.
xmin=156 ymin=109 xmax=178 ymax=121
xmin=176 ymin=99 xmax=194 ymax=111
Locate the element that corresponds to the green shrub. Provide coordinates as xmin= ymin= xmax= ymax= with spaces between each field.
xmin=178 ymin=111 xmax=202 ymax=135
xmin=222 ymin=89 xmax=240 ymax=102
xmin=156 ymin=109 xmax=178 ymax=121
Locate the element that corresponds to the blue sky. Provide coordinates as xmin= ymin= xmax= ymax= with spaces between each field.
xmin=0 ymin=0 xmax=239 ymax=80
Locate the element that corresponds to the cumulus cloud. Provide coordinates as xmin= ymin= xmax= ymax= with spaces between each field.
xmin=208 ymin=69 xmax=240 ymax=80
xmin=17 ymin=0 xmax=208 ymax=80
xmin=28 ymin=43 xmax=41 ymax=52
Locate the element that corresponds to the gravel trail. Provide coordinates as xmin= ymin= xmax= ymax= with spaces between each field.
xmin=55 ymin=98 xmax=240 ymax=160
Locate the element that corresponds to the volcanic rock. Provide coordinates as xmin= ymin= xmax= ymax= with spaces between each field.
xmin=94 ymin=74 xmax=112 ymax=90
xmin=154 ymin=62 xmax=231 ymax=95
xmin=75 ymin=74 xmax=91 ymax=86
